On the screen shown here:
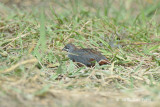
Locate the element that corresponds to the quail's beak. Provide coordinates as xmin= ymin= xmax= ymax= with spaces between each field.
xmin=62 ymin=48 xmax=68 ymax=52
xmin=62 ymin=48 xmax=65 ymax=51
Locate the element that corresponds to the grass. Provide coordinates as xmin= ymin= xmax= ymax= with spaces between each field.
xmin=0 ymin=0 xmax=160 ymax=107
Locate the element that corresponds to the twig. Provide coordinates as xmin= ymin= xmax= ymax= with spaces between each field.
xmin=0 ymin=58 xmax=38 ymax=73
xmin=122 ymin=42 xmax=160 ymax=47
xmin=2 ymin=33 xmax=30 ymax=49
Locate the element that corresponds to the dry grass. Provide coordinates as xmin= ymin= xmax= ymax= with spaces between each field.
xmin=0 ymin=0 xmax=160 ymax=107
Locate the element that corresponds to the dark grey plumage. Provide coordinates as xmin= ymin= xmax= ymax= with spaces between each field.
xmin=62 ymin=43 xmax=109 ymax=67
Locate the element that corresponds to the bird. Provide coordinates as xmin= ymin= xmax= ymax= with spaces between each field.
xmin=62 ymin=43 xmax=110 ymax=67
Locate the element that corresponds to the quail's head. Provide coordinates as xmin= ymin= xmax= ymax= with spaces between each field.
xmin=62 ymin=43 xmax=77 ymax=52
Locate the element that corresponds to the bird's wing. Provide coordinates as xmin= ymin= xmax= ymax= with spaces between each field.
xmin=68 ymin=48 xmax=109 ymax=66
xmin=74 ymin=48 xmax=105 ymax=61
xmin=76 ymin=48 xmax=101 ymax=55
